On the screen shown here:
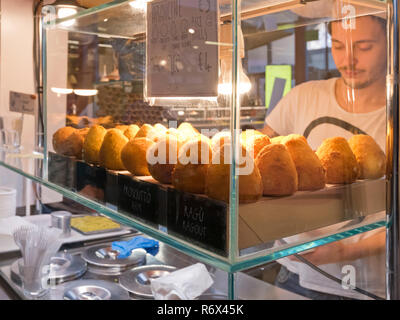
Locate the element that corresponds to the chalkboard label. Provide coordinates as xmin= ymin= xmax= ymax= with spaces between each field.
xmin=105 ymin=170 xmax=119 ymax=209
xmin=48 ymin=152 xmax=76 ymax=191
xmin=167 ymin=188 xmax=228 ymax=256
xmin=76 ymin=161 xmax=106 ymax=202
xmin=118 ymin=174 xmax=167 ymax=226
xmin=146 ymin=0 xmax=219 ymax=97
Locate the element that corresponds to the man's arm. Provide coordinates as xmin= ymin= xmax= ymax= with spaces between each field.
xmin=260 ymin=124 xmax=280 ymax=138
xmin=290 ymin=229 xmax=385 ymax=265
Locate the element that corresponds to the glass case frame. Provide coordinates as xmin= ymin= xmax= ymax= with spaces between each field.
xmin=0 ymin=0 xmax=396 ymax=299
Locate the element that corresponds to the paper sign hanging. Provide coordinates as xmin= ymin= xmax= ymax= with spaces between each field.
xmin=146 ymin=0 xmax=219 ymax=98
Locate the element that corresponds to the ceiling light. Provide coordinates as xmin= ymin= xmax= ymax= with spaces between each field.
xmin=74 ymin=89 xmax=98 ymax=96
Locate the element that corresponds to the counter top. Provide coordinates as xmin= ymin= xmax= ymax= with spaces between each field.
xmin=0 ymin=236 xmax=307 ymax=300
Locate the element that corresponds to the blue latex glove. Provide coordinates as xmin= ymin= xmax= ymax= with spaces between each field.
xmin=111 ymin=236 xmax=159 ymax=259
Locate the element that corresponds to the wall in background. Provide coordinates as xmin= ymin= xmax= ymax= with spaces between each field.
xmin=0 ymin=0 xmax=62 ymax=209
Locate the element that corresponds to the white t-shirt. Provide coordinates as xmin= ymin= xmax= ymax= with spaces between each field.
xmin=265 ymin=77 xmax=386 ymax=150
xmin=265 ymin=77 xmax=386 ymax=299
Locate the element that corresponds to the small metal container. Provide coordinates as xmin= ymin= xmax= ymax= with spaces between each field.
xmin=51 ymin=211 xmax=72 ymax=238
xmin=11 ymin=252 xmax=87 ymax=286
xmin=58 ymin=280 xmax=130 ymax=300
xmin=82 ymin=244 xmax=146 ymax=276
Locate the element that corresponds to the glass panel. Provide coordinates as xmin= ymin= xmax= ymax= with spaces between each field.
xmin=0 ymin=0 xmax=388 ymax=272
xmin=43 ymin=0 xmax=236 ymax=261
xmin=237 ymin=0 xmax=388 ymax=297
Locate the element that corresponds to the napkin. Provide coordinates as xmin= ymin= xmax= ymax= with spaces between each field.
xmin=150 ymin=263 xmax=214 ymax=300
xmin=111 ymin=236 xmax=159 ymax=259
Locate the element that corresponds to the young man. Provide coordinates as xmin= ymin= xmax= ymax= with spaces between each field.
xmin=262 ymin=15 xmax=387 ymax=299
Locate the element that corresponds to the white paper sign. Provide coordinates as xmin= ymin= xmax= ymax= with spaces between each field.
xmin=146 ymin=0 xmax=219 ymax=97
xmin=9 ymin=91 xmax=37 ymax=115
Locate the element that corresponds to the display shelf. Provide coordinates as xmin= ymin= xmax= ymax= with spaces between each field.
xmin=0 ymin=151 xmax=387 ymax=273
xmin=48 ymin=0 xmax=387 ymax=38
xmin=34 ymin=0 xmax=393 ymax=302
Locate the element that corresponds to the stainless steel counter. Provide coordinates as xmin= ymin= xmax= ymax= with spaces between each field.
xmin=0 ymin=234 xmax=307 ymax=300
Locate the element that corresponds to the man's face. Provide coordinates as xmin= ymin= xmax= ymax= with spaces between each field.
xmin=331 ymin=16 xmax=386 ymax=89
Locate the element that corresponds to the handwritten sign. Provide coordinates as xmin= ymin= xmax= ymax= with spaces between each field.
xmin=9 ymin=91 xmax=37 ymax=115
xmin=118 ymin=174 xmax=167 ymax=227
xmin=167 ymin=188 xmax=228 ymax=256
xmin=48 ymin=152 xmax=76 ymax=191
xmin=76 ymin=161 xmax=106 ymax=202
xmin=146 ymin=0 xmax=219 ymax=97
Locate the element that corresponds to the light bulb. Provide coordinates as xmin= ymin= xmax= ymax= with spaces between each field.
xmin=51 ymin=87 xmax=73 ymax=95
xmin=218 ymin=58 xmax=252 ymax=95
xmin=74 ymin=89 xmax=98 ymax=96
xmin=129 ymin=0 xmax=149 ymax=10
xmin=57 ymin=7 xmax=77 ymax=27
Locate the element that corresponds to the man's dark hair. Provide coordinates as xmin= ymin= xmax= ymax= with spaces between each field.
xmin=327 ymin=15 xmax=386 ymax=34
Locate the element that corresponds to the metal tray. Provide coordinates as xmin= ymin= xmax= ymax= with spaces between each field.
xmin=71 ymin=226 xmax=125 ymax=236
xmin=70 ymin=215 xmax=124 ymax=235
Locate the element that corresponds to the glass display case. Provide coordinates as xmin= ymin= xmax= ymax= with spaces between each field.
xmin=0 ymin=0 xmax=395 ymax=299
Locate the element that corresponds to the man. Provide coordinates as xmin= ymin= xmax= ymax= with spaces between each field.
xmin=262 ymin=14 xmax=387 ymax=299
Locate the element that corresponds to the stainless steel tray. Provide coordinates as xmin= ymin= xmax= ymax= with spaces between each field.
xmin=71 ymin=226 xmax=125 ymax=236
xmin=70 ymin=214 xmax=125 ymax=236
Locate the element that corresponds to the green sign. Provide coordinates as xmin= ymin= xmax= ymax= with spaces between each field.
xmin=265 ymin=65 xmax=292 ymax=110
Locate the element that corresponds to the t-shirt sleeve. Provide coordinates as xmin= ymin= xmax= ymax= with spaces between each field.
xmin=264 ymin=86 xmax=297 ymax=136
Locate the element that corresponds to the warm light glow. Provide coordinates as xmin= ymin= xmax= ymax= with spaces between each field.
xmin=188 ymin=28 xmax=195 ymax=34
xmin=150 ymin=97 xmax=218 ymax=101
xmin=51 ymin=87 xmax=73 ymax=95
xmin=57 ymin=7 xmax=77 ymax=27
xmin=129 ymin=0 xmax=149 ymax=9
xmin=178 ymin=111 xmax=185 ymax=116
xmin=218 ymin=81 xmax=252 ymax=95
xmin=217 ymin=83 xmax=232 ymax=95
xmin=160 ymin=60 xmax=167 ymax=66
xmin=74 ymin=89 xmax=98 ymax=96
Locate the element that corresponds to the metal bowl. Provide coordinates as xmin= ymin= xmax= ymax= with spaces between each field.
xmin=119 ymin=264 xmax=177 ymax=299
xmin=82 ymin=245 xmax=146 ymax=270
xmin=60 ymin=280 xmax=130 ymax=300
xmin=11 ymin=252 xmax=87 ymax=286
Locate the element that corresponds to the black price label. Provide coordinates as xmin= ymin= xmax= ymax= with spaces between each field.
xmin=48 ymin=152 xmax=76 ymax=190
xmin=167 ymin=188 xmax=228 ymax=256
xmin=105 ymin=170 xmax=119 ymax=208
xmin=76 ymin=161 xmax=106 ymax=202
xmin=118 ymin=174 xmax=167 ymax=226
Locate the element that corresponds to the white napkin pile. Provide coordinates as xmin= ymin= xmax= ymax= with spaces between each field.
xmin=150 ymin=263 xmax=214 ymax=300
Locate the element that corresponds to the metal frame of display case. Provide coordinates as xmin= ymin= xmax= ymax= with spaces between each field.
xmin=386 ymin=0 xmax=399 ymax=300
xmin=0 ymin=0 xmax=397 ymax=299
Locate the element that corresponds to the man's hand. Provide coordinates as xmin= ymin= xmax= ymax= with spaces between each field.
xmin=289 ymin=241 xmax=346 ymax=265
xmin=288 ymin=229 xmax=385 ymax=266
